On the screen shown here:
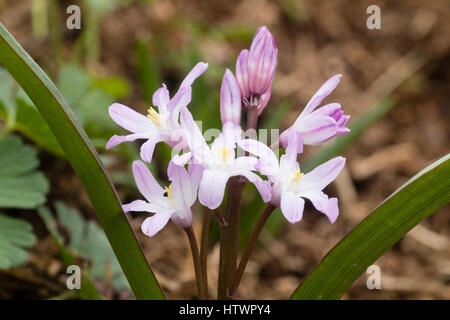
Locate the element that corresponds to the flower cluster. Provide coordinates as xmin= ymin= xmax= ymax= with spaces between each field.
xmin=107 ymin=26 xmax=349 ymax=237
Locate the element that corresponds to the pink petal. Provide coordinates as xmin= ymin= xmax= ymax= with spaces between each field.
xmin=298 ymin=116 xmax=338 ymax=145
xmin=122 ymin=200 xmax=165 ymax=213
xmin=152 ymin=84 xmax=170 ymax=113
xmin=168 ymin=161 xmax=195 ymax=209
xmin=311 ymin=103 xmax=342 ymax=118
xmin=301 ymin=190 xmax=339 ymax=223
xmin=140 ymin=138 xmax=160 ymax=163
xmin=132 ymin=160 xmax=164 ymax=202
xmin=299 ymin=156 xmax=346 ymax=191
xmin=198 ymin=169 xmax=230 ymax=209
xmin=141 ymin=209 xmax=174 ymax=237
xmin=179 ymin=62 xmax=208 ymax=90
xmin=106 ymin=133 xmax=148 ymax=149
xmin=303 ymin=75 xmax=342 ymax=114
xmin=280 ymin=131 xmax=302 ymax=171
xmin=235 ymin=170 xmax=272 ymax=203
xmin=180 ymin=108 xmax=210 ymax=163
xmin=167 ymin=86 xmax=191 ymax=119
xmin=280 ymin=191 xmax=305 ymax=223
xmin=188 ymin=163 xmax=204 ymax=193
xmin=238 ymin=139 xmax=278 ymax=176
xmin=108 ymin=103 xmax=153 ymax=133
xmin=172 ymin=152 xmax=192 ymax=166
xmin=220 ymin=69 xmax=242 ymax=126
xmin=236 ymin=49 xmax=250 ymax=99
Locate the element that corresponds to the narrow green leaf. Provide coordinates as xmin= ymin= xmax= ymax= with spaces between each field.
xmin=0 ymin=23 xmax=165 ymax=299
xmin=291 ymin=154 xmax=450 ymax=299
xmin=134 ymin=40 xmax=161 ymax=105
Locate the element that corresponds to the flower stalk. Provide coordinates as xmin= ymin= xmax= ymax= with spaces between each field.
xmin=184 ymin=226 xmax=208 ymax=300
xmin=200 ymin=208 xmax=212 ymax=297
xmin=230 ymin=203 xmax=276 ymax=296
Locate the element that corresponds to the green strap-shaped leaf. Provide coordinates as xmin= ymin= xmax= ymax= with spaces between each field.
xmin=0 ymin=23 xmax=165 ymax=299
xmin=291 ymin=154 xmax=450 ymax=299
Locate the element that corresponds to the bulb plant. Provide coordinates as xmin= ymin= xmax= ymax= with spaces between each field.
xmin=106 ymin=26 xmax=350 ymax=299
xmin=1 ymin=21 xmax=448 ymax=300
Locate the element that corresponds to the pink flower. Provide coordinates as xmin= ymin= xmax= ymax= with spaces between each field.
xmin=122 ymin=160 xmax=202 ymax=236
xmin=220 ymin=69 xmax=242 ymax=127
xmin=106 ymin=62 xmax=208 ymax=162
xmin=235 ymin=26 xmax=277 ymax=113
xmin=173 ymin=108 xmax=272 ymax=209
xmin=279 ymin=75 xmax=350 ymax=150
xmin=239 ymin=133 xmax=345 ymax=224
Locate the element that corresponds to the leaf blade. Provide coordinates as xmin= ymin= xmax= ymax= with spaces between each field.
xmin=0 ymin=23 xmax=165 ymax=299
xmin=291 ymin=154 xmax=450 ymax=299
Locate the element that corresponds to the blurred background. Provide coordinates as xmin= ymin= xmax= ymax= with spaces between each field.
xmin=0 ymin=0 xmax=448 ymax=299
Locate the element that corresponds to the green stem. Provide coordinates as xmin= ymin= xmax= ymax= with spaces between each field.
xmin=246 ymin=104 xmax=259 ymax=131
xmin=218 ymin=178 xmax=245 ymax=299
xmin=230 ymin=204 xmax=276 ymax=297
xmin=217 ymin=102 xmax=260 ymax=299
xmin=200 ymin=209 xmax=212 ymax=298
xmin=214 ymin=207 xmax=227 ymax=226
xmin=184 ymin=227 xmax=207 ymax=300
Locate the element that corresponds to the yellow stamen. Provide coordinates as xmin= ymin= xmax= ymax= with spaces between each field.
xmin=292 ymin=168 xmax=304 ymax=182
xmin=147 ymin=107 xmax=161 ymax=126
xmin=164 ymin=185 xmax=173 ymax=200
xmin=220 ymin=147 xmax=232 ymax=162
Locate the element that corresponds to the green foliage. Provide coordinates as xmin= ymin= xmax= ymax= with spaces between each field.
xmin=0 ymin=135 xmax=49 ymax=209
xmin=0 ymin=68 xmax=64 ymax=156
xmin=134 ymin=40 xmax=162 ymax=104
xmin=56 ymin=64 xmax=130 ymax=147
xmin=38 ymin=206 xmax=103 ymax=300
xmin=0 ymin=23 xmax=164 ymax=299
xmin=291 ymin=154 xmax=450 ymax=299
xmin=0 ymin=214 xmax=36 ymax=269
xmin=39 ymin=202 xmax=129 ymax=291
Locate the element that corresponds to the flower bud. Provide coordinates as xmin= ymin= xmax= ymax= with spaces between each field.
xmin=220 ymin=69 xmax=242 ymax=126
xmin=248 ymin=26 xmax=278 ymax=96
xmin=236 ymin=49 xmax=250 ymax=99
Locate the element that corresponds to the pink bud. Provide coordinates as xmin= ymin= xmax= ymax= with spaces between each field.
xmin=236 ymin=49 xmax=250 ymax=99
xmin=220 ymin=69 xmax=242 ymax=126
xmin=248 ymin=26 xmax=278 ymax=96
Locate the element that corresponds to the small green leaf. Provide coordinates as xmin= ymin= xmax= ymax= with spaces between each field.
xmin=14 ymin=97 xmax=65 ymax=156
xmin=54 ymin=201 xmax=130 ymax=291
xmin=0 ymin=68 xmax=64 ymax=156
xmin=0 ymin=135 xmax=49 ymax=209
xmin=291 ymin=154 xmax=450 ymax=300
xmin=38 ymin=206 xmax=103 ymax=299
xmin=0 ymin=214 xmax=36 ymax=269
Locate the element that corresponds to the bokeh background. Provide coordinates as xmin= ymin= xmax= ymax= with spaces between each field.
xmin=0 ymin=0 xmax=448 ymax=299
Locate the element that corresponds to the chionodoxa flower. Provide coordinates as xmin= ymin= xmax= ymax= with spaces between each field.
xmin=106 ymin=25 xmax=350 ymax=300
